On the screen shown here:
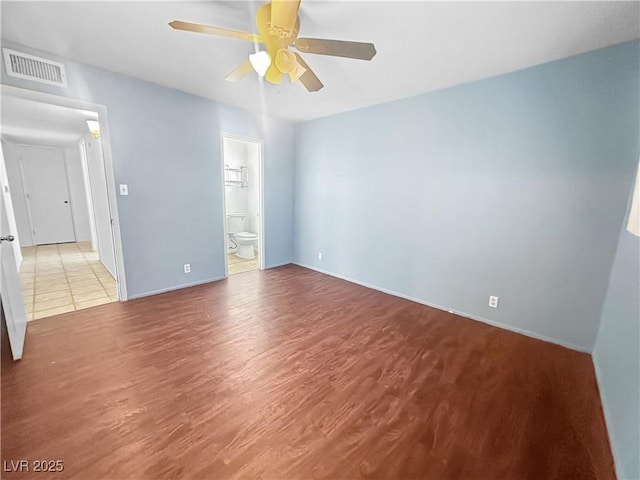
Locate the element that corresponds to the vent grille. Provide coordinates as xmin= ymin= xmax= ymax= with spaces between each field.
xmin=3 ymin=48 xmax=67 ymax=87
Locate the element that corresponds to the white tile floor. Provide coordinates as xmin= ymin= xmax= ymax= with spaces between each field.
xmin=227 ymin=251 xmax=259 ymax=275
xmin=19 ymin=241 xmax=117 ymax=320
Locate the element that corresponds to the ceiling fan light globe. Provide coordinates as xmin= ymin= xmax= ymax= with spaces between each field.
xmin=249 ymin=51 xmax=272 ymax=77
xmin=275 ymin=48 xmax=296 ymax=73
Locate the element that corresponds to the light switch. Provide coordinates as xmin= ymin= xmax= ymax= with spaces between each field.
xmin=119 ymin=184 xmax=128 ymax=196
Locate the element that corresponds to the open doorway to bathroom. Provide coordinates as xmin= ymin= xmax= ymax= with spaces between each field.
xmin=221 ymin=134 xmax=263 ymax=276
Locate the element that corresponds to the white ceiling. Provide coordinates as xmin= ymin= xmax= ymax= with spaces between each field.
xmin=1 ymin=1 xmax=638 ymax=122
xmin=1 ymin=94 xmax=98 ymax=146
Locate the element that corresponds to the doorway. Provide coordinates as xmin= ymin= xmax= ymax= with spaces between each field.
xmin=221 ymin=134 xmax=264 ymax=276
xmin=0 ymin=86 xmax=126 ymax=332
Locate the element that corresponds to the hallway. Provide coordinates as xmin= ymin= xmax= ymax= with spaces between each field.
xmin=19 ymin=241 xmax=117 ymax=320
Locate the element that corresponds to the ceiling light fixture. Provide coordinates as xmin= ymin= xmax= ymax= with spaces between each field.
xmin=249 ymin=51 xmax=272 ymax=77
xmin=86 ymin=120 xmax=100 ymax=138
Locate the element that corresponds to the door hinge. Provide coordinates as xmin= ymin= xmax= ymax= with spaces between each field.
xmin=110 ymin=218 xmax=115 ymax=226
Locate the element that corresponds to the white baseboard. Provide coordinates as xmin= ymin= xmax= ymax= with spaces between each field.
xmin=128 ymin=275 xmax=227 ymax=300
xmin=265 ymin=260 xmax=293 ymax=269
xmin=294 ymin=262 xmax=590 ymax=353
xmin=127 ymin=261 xmax=294 ymax=301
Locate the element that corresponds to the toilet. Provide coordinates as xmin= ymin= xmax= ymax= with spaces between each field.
xmin=226 ymin=214 xmax=257 ymax=259
xmin=235 ymin=231 xmax=257 ymax=259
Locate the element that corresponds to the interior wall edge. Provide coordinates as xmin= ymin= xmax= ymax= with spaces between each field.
xmin=592 ymin=353 xmax=623 ymax=479
xmin=294 ymin=262 xmax=591 ymax=353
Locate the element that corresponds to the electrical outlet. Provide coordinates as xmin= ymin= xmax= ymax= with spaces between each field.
xmin=119 ymin=184 xmax=128 ymax=195
xmin=489 ymin=296 xmax=499 ymax=308
xmin=317 ymin=252 xmax=323 ymax=261
xmin=184 ymin=263 xmax=191 ymax=274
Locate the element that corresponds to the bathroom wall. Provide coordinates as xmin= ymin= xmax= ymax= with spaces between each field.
xmin=293 ymin=40 xmax=639 ymax=351
xmin=223 ymin=137 xmax=249 ymax=230
xmin=223 ymin=136 xmax=260 ymax=239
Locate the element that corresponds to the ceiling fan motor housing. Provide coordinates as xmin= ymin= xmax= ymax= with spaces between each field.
xmin=169 ymin=0 xmax=376 ymax=92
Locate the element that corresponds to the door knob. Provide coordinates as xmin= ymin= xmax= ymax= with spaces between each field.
xmin=0 ymin=235 xmax=15 ymax=242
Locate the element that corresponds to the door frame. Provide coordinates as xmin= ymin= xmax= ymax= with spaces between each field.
xmin=18 ymin=144 xmax=78 ymax=245
xmin=1 ymin=85 xmax=128 ymax=300
xmin=219 ymin=132 xmax=265 ymax=276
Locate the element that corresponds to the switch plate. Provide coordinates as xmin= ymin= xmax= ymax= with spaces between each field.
xmin=489 ymin=296 xmax=499 ymax=308
xmin=317 ymin=252 xmax=323 ymax=261
xmin=184 ymin=263 xmax=191 ymax=273
xmin=119 ymin=184 xmax=128 ymax=195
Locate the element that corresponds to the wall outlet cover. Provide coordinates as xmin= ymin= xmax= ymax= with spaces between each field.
xmin=489 ymin=296 xmax=499 ymax=308
xmin=119 ymin=184 xmax=128 ymax=195
xmin=184 ymin=263 xmax=191 ymax=273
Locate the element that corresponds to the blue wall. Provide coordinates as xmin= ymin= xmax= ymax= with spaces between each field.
xmin=294 ymin=41 xmax=640 ymax=351
xmin=594 ymin=174 xmax=640 ymax=480
xmin=1 ymin=41 xmax=294 ymax=298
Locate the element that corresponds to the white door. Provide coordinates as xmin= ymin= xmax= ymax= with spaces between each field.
xmin=1 ymin=149 xmax=27 ymax=360
xmin=20 ymin=145 xmax=76 ymax=245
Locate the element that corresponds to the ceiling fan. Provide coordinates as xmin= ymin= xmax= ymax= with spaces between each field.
xmin=169 ymin=0 xmax=376 ymax=92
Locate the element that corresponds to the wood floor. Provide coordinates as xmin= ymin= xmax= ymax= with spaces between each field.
xmin=1 ymin=265 xmax=614 ymax=479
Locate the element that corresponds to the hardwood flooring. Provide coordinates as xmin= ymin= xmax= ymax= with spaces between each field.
xmin=1 ymin=265 xmax=614 ymax=479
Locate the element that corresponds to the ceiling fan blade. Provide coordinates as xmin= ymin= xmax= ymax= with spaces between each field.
xmin=294 ymin=53 xmax=323 ymax=92
xmin=225 ymin=60 xmax=254 ymax=82
xmin=288 ymin=62 xmax=306 ymax=83
xmin=169 ymin=20 xmax=262 ymax=42
xmin=270 ymin=0 xmax=301 ymax=39
xmin=295 ymin=38 xmax=376 ymax=60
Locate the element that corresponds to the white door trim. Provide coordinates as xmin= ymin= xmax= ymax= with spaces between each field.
xmin=78 ymin=139 xmax=98 ymax=252
xmin=1 ymin=85 xmax=128 ymax=300
xmin=220 ymin=132 xmax=265 ymax=276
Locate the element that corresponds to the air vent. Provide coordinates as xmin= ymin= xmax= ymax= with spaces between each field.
xmin=2 ymin=48 xmax=67 ymax=87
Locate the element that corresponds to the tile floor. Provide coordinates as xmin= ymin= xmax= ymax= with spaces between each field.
xmin=228 ymin=251 xmax=259 ymax=275
xmin=19 ymin=242 xmax=118 ymax=321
